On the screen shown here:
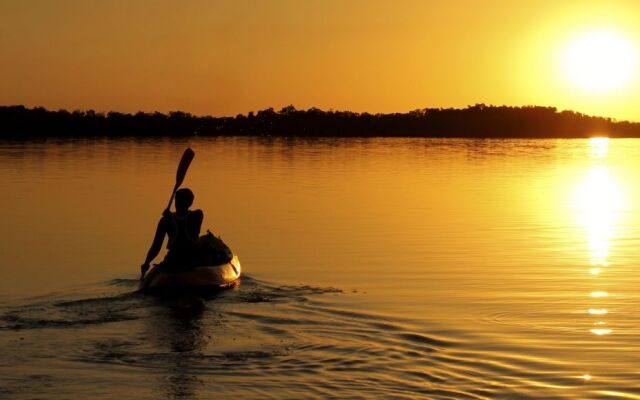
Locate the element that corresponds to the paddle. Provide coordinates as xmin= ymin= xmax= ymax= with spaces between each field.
xmin=166 ymin=147 xmax=195 ymax=212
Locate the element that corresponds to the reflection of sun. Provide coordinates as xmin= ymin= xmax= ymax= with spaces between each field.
xmin=562 ymin=30 xmax=637 ymax=93
xmin=589 ymin=267 xmax=602 ymax=275
xmin=573 ymin=166 xmax=625 ymax=266
xmin=572 ymin=139 xmax=628 ymax=336
xmin=589 ymin=137 xmax=609 ymax=158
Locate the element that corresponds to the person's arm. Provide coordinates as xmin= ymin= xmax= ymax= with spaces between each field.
xmin=140 ymin=218 xmax=167 ymax=278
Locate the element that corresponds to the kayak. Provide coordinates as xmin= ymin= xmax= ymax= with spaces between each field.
xmin=139 ymin=255 xmax=241 ymax=292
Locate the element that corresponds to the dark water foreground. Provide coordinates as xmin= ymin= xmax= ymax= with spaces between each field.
xmin=0 ymin=277 xmax=467 ymax=399
xmin=2 ymin=273 xmax=639 ymax=399
xmin=3 ymin=137 xmax=640 ymax=398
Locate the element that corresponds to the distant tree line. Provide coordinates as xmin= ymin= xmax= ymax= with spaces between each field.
xmin=2 ymin=104 xmax=640 ymax=138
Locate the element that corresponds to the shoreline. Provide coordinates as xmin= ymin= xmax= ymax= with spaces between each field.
xmin=3 ymin=104 xmax=640 ymax=139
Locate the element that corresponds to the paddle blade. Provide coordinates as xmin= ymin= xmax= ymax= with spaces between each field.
xmin=175 ymin=148 xmax=195 ymax=188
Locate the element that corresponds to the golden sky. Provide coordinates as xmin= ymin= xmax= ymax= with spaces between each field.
xmin=1 ymin=0 xmax=639 ymax=120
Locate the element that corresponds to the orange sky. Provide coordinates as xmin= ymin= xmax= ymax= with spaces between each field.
xmin=1 ymin=0 xmax=639 ymax=120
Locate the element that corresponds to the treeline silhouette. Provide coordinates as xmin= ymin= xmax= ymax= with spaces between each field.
xmin=2 ymin=104 xmax=640 ymax=138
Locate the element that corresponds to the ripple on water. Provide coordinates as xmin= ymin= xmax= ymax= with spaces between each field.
xmin=0 ymin=274 xmax=617 ymax=399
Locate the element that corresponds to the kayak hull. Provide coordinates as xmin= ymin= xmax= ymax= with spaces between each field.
xmin=140 ymin=255 xmax=241 ymax=292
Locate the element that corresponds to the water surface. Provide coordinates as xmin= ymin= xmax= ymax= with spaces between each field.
xmin=2 ymin=137 xmax=640 ymax=399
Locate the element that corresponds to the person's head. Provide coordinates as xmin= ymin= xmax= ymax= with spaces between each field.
xmin=175 ymin=188 xmax=194 ymax=212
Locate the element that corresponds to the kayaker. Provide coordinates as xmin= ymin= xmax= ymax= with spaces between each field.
xmin=140 ymin=188 xmax=203 ymax=278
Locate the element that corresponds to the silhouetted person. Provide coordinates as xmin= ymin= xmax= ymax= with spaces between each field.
xmin=141 ymin=188 xmax=204 ymax=278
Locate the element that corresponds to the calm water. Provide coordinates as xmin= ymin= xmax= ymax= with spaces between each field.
xmin=2 ymin=137 xmax=640 ymax=399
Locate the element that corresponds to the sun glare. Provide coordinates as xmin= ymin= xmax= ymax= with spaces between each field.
xmin=574 ymin=165 xmax=625 ymax=266
xmin=562 ymin=30 xmax=637 ymax=93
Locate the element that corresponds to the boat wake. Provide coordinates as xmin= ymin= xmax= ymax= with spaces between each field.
xmin=0 ymin=276 xmax=477 ymax=400
xmin=0 ymin=275 xmax=345 ymax=332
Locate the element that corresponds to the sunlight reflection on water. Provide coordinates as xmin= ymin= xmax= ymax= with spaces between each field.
xmin=573 ymin=138 xmax=625 ymax=337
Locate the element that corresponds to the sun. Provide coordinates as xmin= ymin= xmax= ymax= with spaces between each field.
xmin=561 ymin=29 xmax=637 ymax=93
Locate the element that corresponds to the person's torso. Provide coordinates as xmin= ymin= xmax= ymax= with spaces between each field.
xmin=165 ymin=211 xmax=199 ymax=251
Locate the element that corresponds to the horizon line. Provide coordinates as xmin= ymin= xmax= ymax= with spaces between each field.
xmin=3 ymin=103 xmax=637 ymax=124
